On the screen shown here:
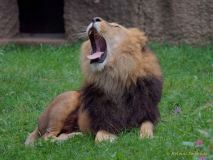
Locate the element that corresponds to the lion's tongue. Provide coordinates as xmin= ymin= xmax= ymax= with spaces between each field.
xmin=87 ymin=52 xmax=104 ymax=60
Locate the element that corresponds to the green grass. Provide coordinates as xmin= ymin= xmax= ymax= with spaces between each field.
xmin=0 ymin=43 xmax=212 ymax=160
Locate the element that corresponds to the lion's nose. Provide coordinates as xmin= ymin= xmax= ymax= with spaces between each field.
xmin=92 ymin=17 xmax=102 ymax=23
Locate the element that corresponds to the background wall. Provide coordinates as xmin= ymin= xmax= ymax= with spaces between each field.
xmin=0 ymin=0 xmax=19 ymax=38
xmin=64 ymin=0 xmax=213 ymax=44
xmin=0 ymin=0 xmax=212 ymax=44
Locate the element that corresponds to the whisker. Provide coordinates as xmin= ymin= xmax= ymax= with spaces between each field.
xmin=79 ymin=26 xmax=88 ymax=32
xmin=72 ymin=31 xmax=88 ymax=39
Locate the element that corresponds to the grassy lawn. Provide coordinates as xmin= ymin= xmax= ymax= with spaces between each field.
xmin=0 ymin=43 xmax=212 ymax=160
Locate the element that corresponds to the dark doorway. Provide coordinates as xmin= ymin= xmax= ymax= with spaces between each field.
xmin=18 ymin=0 xmax=65 ymax=33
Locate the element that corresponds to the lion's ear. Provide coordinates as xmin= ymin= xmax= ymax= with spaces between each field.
xmin=128 ymin=28 xmax=148 ymax=48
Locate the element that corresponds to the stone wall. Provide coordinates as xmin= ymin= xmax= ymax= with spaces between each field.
xmin=0 ymin=0 xmax=212 ymax=44
xmin=64 ymin=0 xmax=213 ymax=44
xmin=0 ymin=0 xmax=19 ymax=38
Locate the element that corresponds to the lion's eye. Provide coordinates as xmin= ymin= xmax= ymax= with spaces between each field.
xmin=113 ymin=25 xmax=120 ymax=28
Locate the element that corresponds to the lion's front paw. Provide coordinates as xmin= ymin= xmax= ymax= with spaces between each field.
xmin=95 ymin=130 xmax=117 ymax=143
xmin=140 ymin=121 xmax=154 ymax=139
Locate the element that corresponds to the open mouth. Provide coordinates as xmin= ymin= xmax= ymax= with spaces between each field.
xmin=87 ymin=27 xmax=107 ymax=64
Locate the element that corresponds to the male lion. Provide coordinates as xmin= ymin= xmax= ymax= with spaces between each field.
xmin=25 ymin=17 xmax=163 ymax=146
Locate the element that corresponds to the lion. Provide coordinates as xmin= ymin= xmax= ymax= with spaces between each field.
xmin=25 ymin=17 xmax=163 ymax=146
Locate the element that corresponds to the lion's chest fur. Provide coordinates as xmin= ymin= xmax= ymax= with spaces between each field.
xmin=81 ymin=76 xmax=162 ymax=134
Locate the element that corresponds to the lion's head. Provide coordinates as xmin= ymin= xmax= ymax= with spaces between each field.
xmin=81 ymin=17 xmax=161 ymax=93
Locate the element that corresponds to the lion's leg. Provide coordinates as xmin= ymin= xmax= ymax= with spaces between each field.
xmin=95 ymin=130 xmax=117 ymax=143
xmin=78 ymin=109 xmax=91 ymax=133
xmin=53 ymin=132 xmax=83 ymax=142
xmin=25 ymin=127 xmax=40 ymax=146
xmin=140 ymin=121 xmax=154 ymax=138
xmin=42 ymin=91 xmax=81 ymax=140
